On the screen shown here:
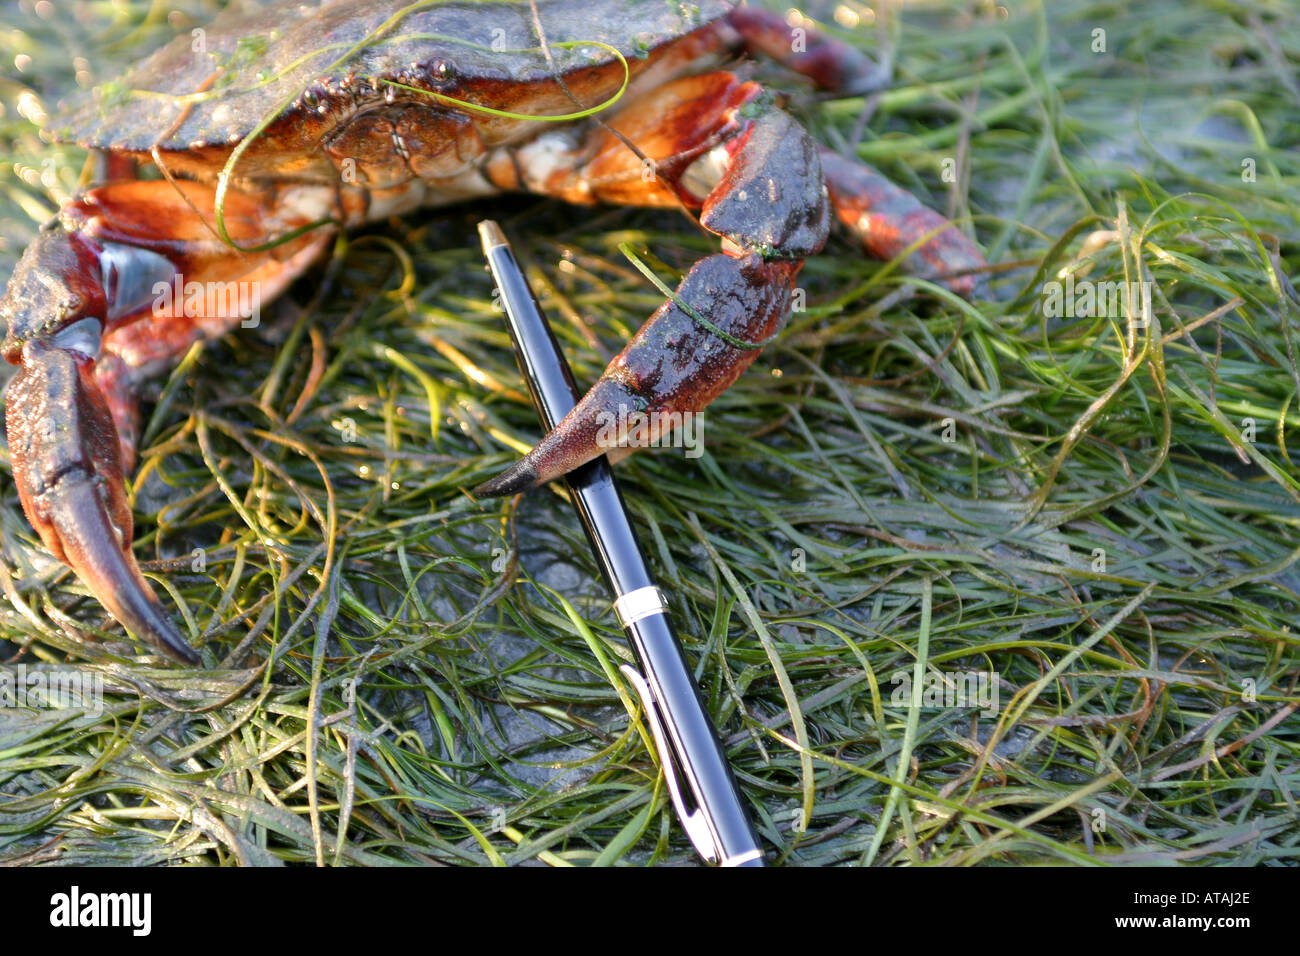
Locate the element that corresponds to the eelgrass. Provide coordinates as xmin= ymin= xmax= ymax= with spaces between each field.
xmin=0 ymin=0 xmax=1296 ymax=865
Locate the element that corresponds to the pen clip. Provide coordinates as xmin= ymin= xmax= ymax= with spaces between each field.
xmin=620 ymin=663 xmax=721 ymax=863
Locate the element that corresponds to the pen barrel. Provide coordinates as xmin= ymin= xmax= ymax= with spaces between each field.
xmin=483 ymin=243 xmax=584 ymax=434
xmin=484 ymin=234 xmax=763 ymax=865
xmin=623 ymin=610 xmax=765 ymax=864
xmin=570 ymin=462 xmax=763 ymax=864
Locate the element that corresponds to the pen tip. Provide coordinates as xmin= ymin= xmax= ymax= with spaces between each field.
xmin=472 ymin=459 xmax=539 ymax=499
xmin=478 ymin=219 xmax=508 ymax=255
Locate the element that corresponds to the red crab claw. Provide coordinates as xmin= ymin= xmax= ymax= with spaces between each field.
xmin=473 ymin=58 xmax=988 ymax=500
xmin=2 ymin=230 xmax=198 ymax=663
xmin=474 ymin=251 xmax=800 ymax=497
xmin=474 ymin=94 xmax=820 ymax=498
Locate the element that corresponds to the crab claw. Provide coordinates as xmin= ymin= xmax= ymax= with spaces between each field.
xmin=474 ymin=97 xmax=825 ymax=500
xmin=474 ymin=253 xmax=801 ymax=498
xmin=5 ymin=338 xmax=198 ymax=664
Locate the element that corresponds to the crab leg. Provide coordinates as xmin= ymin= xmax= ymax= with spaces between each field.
xmin=723 ymin=4 xmax=888 ymax=95
xmin=476 ymin=74 xmax=825 ymax=495
xmin=722 ymin=7 xmax=984 ymax=292
xmin=475 ymin=66 xmax=986 ymax=496
xmin=2 ymin=179 xmax=332 ymax=661
xmin=819 ymin=150 xmax=985 ymax=296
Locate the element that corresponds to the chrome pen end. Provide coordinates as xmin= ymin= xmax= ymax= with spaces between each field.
xmin=478 ymin=219 xmax=509 ymax=255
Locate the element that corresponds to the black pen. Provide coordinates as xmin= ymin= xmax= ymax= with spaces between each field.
xmin=477 ymin=220 xmax=765 ymax=867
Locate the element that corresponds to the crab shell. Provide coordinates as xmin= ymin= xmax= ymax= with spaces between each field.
xmin=57 ymin=0 xmax=739 ymax=185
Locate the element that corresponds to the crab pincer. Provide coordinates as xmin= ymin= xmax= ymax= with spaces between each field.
xmin=2 ymin=230 xmax=199 ymax=663
xmin=1 ymin=178 xmax=330 ymax=662
xmin=475 ymin=93 xmax=827 ymax=497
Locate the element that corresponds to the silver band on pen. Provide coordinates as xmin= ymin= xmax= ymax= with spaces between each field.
xmin=613 ymin=586 xmax=667 ymax=628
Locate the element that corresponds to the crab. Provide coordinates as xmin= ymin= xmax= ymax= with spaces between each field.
xmin=1 ymin=0 xmax=986 ymax=664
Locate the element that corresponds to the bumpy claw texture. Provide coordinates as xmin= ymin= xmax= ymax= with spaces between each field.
xmin=700 ymin=108 xmax=830 ymax=259
xmin=0 ymin=230 xmax=106 ymax=357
